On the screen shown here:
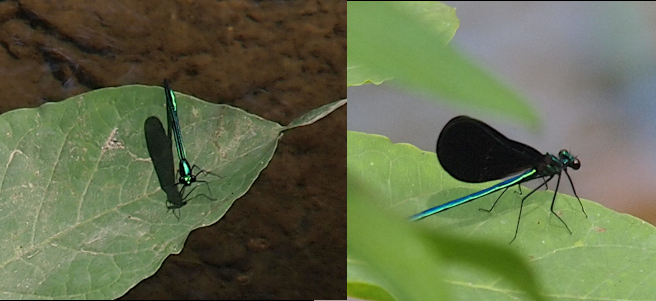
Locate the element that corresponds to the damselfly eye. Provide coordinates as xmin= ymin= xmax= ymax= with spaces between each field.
xmin=558 ymin=149 xmax=580 ymax=169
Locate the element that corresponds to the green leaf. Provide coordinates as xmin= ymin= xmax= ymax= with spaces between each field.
xmin=347 ymin=1 xmax=458 ymax=87
xmin=348 ymin=131 xmax=656 ymax=300
xmin=348 ymin=256 xmax=397 ymax=301
xmin=284 ymin=98 xmax=347 ymax=130
xmin=0 ymin=85 xmax=343 ymax=299
xmin=347 ymin=1 xmax=539 ymax=129
xmin=348 ymin=171 xmax=544 ymax=301
xmin=348 ymin=177 xmax=450 ymax=301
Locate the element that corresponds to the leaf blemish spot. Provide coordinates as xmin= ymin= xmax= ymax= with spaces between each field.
xmin=102 ymin=128 xmax=125 ymax=152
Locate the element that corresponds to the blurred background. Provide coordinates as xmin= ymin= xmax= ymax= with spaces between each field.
xmin=348 ymin=1 xmax=656 ymax=229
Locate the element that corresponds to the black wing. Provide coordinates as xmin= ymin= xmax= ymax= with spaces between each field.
xmin=436 ymin=116 xmax=544 ymax=183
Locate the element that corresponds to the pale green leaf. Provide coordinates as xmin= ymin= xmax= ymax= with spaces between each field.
xmin=347 ymin=1 xmax=539 ymax=129
xmin=0 ymin=85 xmax=340 ymax=299
xmin=347 ymin=131 xmax=656 ymax=300
xmin=284 ymin=98 xmax=347 ymax=130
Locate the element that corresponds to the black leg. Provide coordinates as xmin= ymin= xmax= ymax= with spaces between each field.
xmin=479 ymin=187 xmax=510 ymax=212
xmin=181 ymin=184 xmax=215 ymax=202
xmin=167 ymin=164 xmax=221 ymax=219
xmin=513 ymin=185 xmax=523 ymax=196
xmin=166 ymin=189 xmax=186 ymax=220
xmin=510 ymin=175 xmax=553 ymax=244
xmin=564 ymin=169 xmax=587 ymax=218
xmin=173 ymin=165 xmax=220 ymax=198
xmin=167 ymin=184 xmax=217 ymax=219
xmin=190 ymin=164 xmax=222 ymax=179
xmin=548 ymin=173 xmax=573 ymax=235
